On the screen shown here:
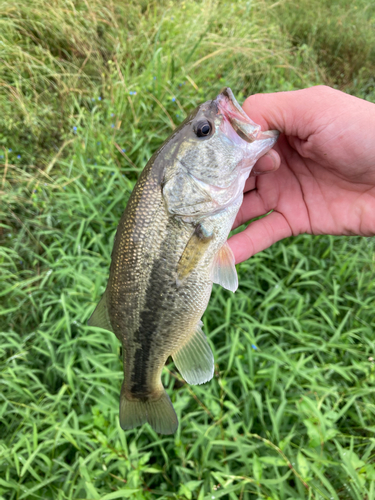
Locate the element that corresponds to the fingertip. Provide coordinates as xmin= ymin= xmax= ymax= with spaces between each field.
xmin=251 ymin=149 xmax=280 ymax=176
xmin=267 ymin=149 xmax=281 ymax=170
xmin=227 ymin=235 xmax=252 ymax=265
xmin=243 ymin=94 xmax=271 ymax=131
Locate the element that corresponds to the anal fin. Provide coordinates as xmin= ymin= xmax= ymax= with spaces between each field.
xmin=172 ymin=322 xmax=214 ymax=385
xmin=210 ymin=242 xmax=238 ymax=292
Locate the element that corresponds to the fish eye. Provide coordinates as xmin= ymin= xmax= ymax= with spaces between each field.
xmin=194 ymin=120 xmax=212 ymax=138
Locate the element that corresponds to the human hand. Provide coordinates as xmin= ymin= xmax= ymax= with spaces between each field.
xmin=228 ymin=85 xmax=375 ymax=263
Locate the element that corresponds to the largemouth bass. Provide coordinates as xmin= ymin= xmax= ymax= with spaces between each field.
xmin=88 ymin=88 xmax=278 ymax=434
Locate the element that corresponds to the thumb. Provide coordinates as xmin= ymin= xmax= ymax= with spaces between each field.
xmin=242 ymin=85 xmax=339 ymax=139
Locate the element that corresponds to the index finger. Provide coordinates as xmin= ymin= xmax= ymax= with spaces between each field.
xmin=228 ymin=211 xmax=293 ymax=264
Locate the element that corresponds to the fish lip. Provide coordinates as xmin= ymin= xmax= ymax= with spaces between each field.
xmin=215 ymin=87 xmax=260 ymax=143
xmin=215 ymin=87 xmax=279 ymax=144
xmin=257 ymin=129 xmax=280 ymax=140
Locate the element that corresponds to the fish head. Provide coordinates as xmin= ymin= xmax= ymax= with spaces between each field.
xmin=162 ymin=87 xmax=279 ymax=219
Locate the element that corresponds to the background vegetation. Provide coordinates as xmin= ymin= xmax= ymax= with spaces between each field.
xmin=1 ymin=0 xmax=375 ymax=498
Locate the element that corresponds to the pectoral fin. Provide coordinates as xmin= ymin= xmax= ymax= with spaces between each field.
xmin=172 ymin=322 xmax=214 ymax=385
xmin=210 ymin=242 xmax=238 ymax=292
xmin=177 ymin=223 xmax=213 ymax=283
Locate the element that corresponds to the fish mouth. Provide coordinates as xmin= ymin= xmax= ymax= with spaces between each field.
xmin=216 ymin=87 xmax=279 ymax=144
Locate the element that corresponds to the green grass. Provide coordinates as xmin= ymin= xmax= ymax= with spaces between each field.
xmin=1 ymin=0 xmax=375 ymax=498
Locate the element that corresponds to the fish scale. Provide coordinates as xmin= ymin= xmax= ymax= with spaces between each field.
xmin=88 ymin=88 xmax=279 ymax=434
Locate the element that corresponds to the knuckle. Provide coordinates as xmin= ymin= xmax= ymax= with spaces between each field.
xmin=243 ymin=230 xmax=256 ymax=256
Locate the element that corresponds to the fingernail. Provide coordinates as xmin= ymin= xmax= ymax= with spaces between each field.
xmin=264 ymin=151 xmax=277 ymax=169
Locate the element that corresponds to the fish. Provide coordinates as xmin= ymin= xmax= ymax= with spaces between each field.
xmin=88 ymin=88 xmax=278 ymax=434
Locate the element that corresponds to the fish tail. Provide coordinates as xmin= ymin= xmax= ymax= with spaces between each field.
xmin=119 ymin=383 xmax=178 ymax=434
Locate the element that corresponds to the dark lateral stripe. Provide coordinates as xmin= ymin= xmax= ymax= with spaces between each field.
xmin=129 ymin=228 xmax=175 ymax=397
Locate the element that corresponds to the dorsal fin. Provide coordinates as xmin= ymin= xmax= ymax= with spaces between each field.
xmin=88 ymin=291 xmax=113 ymax=332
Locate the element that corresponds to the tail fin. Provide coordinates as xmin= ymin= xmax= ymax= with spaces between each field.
xmin=119 ymin=385 xmax=178 ymax=434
